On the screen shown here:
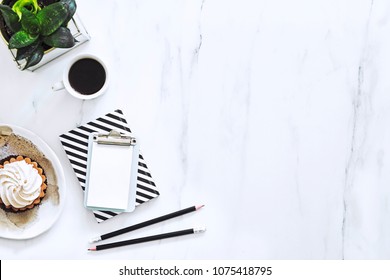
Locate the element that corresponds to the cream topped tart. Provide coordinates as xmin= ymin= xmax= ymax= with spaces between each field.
xmin=0 ymin=156 xmax=46 ymax=212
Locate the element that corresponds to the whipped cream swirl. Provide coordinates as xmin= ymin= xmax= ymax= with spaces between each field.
xmin=0 ymin=160 xmax=43 ymax=209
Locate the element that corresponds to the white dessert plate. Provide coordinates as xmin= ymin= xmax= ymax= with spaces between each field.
xmin=0 ymin=124 xmax=66 ymax=239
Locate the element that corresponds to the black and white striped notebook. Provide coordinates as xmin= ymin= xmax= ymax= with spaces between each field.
xmin=59 ymin=109 xmax=160 ymax=223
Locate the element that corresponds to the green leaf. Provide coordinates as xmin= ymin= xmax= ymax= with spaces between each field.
xmin=37 ymin=2 xmax=68 ymax=36
xmin=0 ymin=4 xmax=21 ymax=33
xmin=43 ymin=26 xmax=74 ymax=48
xmin=12 ymin=0 xmax=40 ymax=19
xmin=15 ymin=39 xmax=40 ymax=60
xmin=23 ymin=45 xmax=43 ymax=70
xmin=60 ymin=0 xmax=76 ymax=25
xmin=8 ymin=30 xmax=38 ymax=48
xmin=21 ymin=7 xmax=40 ymax=35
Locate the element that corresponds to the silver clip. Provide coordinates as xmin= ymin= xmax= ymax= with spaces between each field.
xmin=94 ymin=130 xmax=137 ymax=146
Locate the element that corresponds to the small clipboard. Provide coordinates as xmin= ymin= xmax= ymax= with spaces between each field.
xmin=84 ymin=130 xmax=140 ymax=213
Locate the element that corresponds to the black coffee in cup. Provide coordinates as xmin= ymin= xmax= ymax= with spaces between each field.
xmin=68 ymin=58 xmax=106 ymax=95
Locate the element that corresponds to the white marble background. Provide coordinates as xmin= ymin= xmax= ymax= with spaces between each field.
xmin=0 ymin=0 xmax=390 ymax=259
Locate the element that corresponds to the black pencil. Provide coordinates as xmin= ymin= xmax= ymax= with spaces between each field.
xmin=88 ymin=227 xmax=206 ymax=251
xmin=89 ymin=205 xmax=205 ymax=243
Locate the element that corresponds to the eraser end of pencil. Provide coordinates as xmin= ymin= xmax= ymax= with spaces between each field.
xmin=194 ymin=226 xmax=206 ymax=233
xmin=88 ymin=247 xmax=97 ymax=251
xmin=89 ymin=236 xmax=102 ymax=243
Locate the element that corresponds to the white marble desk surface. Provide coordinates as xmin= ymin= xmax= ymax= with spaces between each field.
xmin=0 ymin=0 xmax=390 ymax=259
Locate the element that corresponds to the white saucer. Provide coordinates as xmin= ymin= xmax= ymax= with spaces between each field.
xmin=0 ymin=124 xmax=66 ymax=240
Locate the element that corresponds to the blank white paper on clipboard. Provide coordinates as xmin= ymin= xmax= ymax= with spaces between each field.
xmin=84 ymin=130 xmax=139 ymax=212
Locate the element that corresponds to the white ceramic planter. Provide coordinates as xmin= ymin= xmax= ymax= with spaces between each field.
xmin=3 ymin=13 xmax=90 ymax=71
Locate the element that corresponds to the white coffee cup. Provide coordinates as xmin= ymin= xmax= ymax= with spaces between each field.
xmin=52 ymin=54 xmax=109 ymax=100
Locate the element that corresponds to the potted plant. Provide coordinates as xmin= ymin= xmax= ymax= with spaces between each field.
xmin=0 ymin=0 xmax=86 ymax=70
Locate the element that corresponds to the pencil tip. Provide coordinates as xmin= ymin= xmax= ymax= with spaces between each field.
xmin=196 ymin=204 xmax=205 ymax=210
